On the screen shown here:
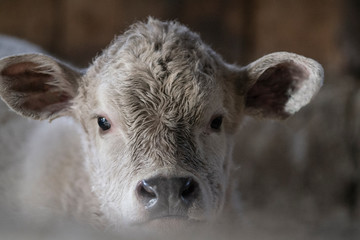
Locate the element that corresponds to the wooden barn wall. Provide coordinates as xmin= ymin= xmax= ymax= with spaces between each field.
xmin=0 ymin=0 xmax=343 ymax=71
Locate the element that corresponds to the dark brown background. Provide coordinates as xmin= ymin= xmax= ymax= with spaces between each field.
xmin=0 ymin=0 xmax=343 ymax=70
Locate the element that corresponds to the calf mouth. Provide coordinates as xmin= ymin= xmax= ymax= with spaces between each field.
xmin=135 ymin=215 xmax=205 ymax=229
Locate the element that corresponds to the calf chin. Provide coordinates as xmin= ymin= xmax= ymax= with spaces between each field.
xmin=138 ymin=217 xmax=205 ymax=233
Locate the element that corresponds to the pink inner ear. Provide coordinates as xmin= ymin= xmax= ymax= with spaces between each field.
xmin=2 ymin=62 xmax=71 ymax=115
xmin=245 ymin=62 xmax=309 ymax=118
xmin=22 ymin=92 xmax=71 ymax=113
xmin=3 ymin=62 xmax=53 ymax=93
xmin=2 ymin=62 xmax=39 ymax=76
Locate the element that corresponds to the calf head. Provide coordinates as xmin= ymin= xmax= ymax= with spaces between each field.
xmin=0 ymin=18 xmax=323 ymax=230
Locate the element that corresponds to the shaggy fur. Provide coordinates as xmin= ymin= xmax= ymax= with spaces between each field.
xmin=0 ymin=18 xmax=323 ymax=231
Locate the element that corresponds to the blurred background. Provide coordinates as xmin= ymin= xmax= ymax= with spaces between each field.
xmin=0 ymin=0 xmax=359 ymax=238
xmin=0 ymin=0 xmax=344 ymax=69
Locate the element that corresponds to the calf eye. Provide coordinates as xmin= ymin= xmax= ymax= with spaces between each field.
xmin=210 ymin=116 xmax=223 ymax=130
xmin=98 ymin=117 xmax=111 ymax=131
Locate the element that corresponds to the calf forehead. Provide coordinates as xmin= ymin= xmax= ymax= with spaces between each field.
xmin=90 ymin=20 xmax=227 ymax=167
xmin=95 ymin=20 xmax=223 ymax=130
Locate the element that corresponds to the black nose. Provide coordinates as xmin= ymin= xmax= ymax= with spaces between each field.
xmin=136 ymin=177 xmax=199 ymax=213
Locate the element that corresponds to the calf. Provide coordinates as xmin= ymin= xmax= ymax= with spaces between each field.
xmin=0 ymin=18 xmax=323 ymax=231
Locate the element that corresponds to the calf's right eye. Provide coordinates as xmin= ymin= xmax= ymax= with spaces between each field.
xmin=98 ymin=117 xmax=111 ymax=131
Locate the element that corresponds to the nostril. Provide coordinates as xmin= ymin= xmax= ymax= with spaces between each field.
xmin=180 ymin=178 xmax=198 ymax=204
xmin=139 ymin=180 xmax=157 ymax=198
xmin=136 ymin=180 xmax=157 ymax=208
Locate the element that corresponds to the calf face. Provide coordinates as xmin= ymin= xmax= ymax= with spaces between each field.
xmin=0 ymin=18 xmax=323 ymax=229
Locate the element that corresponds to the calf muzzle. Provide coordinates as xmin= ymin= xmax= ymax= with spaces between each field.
xmin=136 ymin=176 xmax=199 ymax=218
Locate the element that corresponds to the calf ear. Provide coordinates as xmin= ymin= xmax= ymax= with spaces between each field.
xmin=240 ymin=52 xmax=324 ymax=119
xmin=0 ymin=54 xmax=82 ymax=120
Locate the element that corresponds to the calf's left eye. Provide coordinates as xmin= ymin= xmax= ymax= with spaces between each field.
xmin=210 ymin=116 xmax=223 ymax=130
xmin=98 ymin=117 xmax=111 ymax=131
